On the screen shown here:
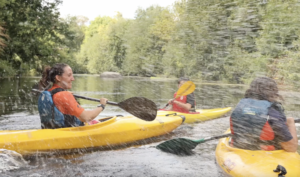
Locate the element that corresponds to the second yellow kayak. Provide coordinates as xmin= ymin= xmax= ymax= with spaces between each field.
xmin=158 ymin=107 xmax=231 ymax=123
xmin=0 ymin=115 xmax=184 ymax=155
xmin=215 ymin=130 xmax=300 ymax=177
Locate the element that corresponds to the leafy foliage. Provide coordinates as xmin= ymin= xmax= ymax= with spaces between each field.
xmin=0 ymin=0 xmax=85 ymax=76
xmin=0 ymin=25 xmax=8 ymax=53
xmin=76 ymin=15 xmax=126 ymax=74
xmin=0 ymin=0 xmax=8 ymax=53
xmin=2 ymin=0 xmax=300 ymax=87
xmin=122 ymin=6 xmax=175 ymax=76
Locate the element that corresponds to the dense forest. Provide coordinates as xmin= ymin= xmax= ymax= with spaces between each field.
xmin=1 ymin=0 xmax=300 ymax=86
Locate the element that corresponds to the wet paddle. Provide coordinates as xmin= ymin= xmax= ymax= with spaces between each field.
xmin=157 ymin=118 xmax=300 ymax=155
xmin=162 ymin=81 xmax=196 ymax=109
xmin=156 ymin=133 xmax=231 ymax=155
xmin=32 ymin=89 xmax=157 ymax=121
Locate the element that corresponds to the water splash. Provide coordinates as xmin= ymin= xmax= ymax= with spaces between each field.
xmin=0 ymin=149 xmax=27 ymax=172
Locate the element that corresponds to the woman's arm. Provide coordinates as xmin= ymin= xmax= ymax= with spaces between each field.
xmin=79 ymin=107 xmax=104 ymax=122
xmin=78 ymin=98 xmax=108 ymax=123
xmin=280 ymin=117 xmax=298 ymax=152
xmin=172 ymin=100 xmax=192 ymax=111
xmin=171 ymin=93 xmax=194 ymax=111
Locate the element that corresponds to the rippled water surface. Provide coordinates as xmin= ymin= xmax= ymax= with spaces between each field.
xmin=0 ymin=75 xmax=299 ymax=176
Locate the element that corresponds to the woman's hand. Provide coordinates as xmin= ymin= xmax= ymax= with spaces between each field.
xmin=100 ymin=98 xmax=108 ymax=105
xmin=79 ymin=98 xmax=108 ymax=123
xmin=168 ymin=99 xmax=174 ymax=105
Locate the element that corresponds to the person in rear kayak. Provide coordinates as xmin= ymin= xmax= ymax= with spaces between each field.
xmin=230 ymin=77 xmax=298 ymax=152
xmin=168 ymin=77 xmax=196 ymax=113
xmin=38 ymin=63 xmax=108 ymax=129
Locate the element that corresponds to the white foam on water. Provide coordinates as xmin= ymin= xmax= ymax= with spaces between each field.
xmin=28 ymin=173 xmax=43 ymax=177
xmin=0 ymin=149 xmax=28 ymax=172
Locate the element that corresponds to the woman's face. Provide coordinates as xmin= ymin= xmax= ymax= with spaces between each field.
xmin=55 ymin=66 xmax=75 ymax=89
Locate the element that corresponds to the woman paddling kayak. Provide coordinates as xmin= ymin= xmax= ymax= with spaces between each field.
xmin=230 ymin=77 xmax=298 ymax=152
xmin=167 ymin=77 xmax=196 ymax=113
xmin=38 ymin=63 xmax=108 ymax=129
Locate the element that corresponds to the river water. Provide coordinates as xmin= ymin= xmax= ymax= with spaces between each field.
xmin=0 ymin=75 xmax=299 ymax=176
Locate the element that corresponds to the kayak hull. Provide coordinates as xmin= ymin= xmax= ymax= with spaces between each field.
xmin=158 ymin=107 xmax=231 ymax=123
xmin=215 ymin=130 xmax=300 ymax=177
xmin=0 ymin=115 xmax=184 ymax=155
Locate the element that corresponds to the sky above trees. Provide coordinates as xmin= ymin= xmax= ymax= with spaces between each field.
xmin=58 ymin=0 xmax=177 ymax=21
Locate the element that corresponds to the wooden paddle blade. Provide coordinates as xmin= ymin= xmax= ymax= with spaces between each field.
xmin=156 ymin=138 xmax=200 ymax=155
xmin=118 ymin=97 xmax=157 ymax=121
xmin=175 ymin=81 xmax=196 ymax=98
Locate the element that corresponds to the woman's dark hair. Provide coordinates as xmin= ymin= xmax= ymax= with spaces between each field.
xmin=245 ymin=77 xmax=282 ymax=102
xmin=178 ymin=77 xmax=190 ymax=84
xmin=38 ymin=63 xmax=68 ymax=90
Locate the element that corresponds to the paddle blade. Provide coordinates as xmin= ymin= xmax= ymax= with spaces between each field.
xmin=156 ymin=138 xmax=200 ymax=155
xmin=176 ymin=81 xmax=196 ymax=98
xmin=118 ymin=97 xmax=157 ymax=121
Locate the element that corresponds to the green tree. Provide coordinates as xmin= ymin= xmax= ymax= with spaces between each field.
xmin=0 ymin=0 xmax=15 ymax=76
xmin=123 ymin=6 xmax=175 ymax=76
xmin=0 ymin=0 xmax=9 ymax=52
xmin=0 ymin=0 xmax=82 ymax=76
xmin=76 ymin=16 xmax=114 ymax=73
xmin=107 ymin=12 xmax=130 ymax=69
xmin=0 ymin=25 xmax=7 ymax=53
xmin=76 ymin=14 xmax=131 ymax=74
xmin=58 ymin=15 xmax=88 ymax=73
xmin=163 ymin=0 xmax=232 ymax=79
xmin=222 ymin=0 xmax=265 ymax=83
xmin=256 ymin=0 xmax=300 ymax=86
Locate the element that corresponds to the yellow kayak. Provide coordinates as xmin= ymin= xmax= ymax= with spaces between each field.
xmin=158 ymin=107 xmax=231 ymax=123
xmin=0 ymin=115 xmax=184 ymax=155
xmin=215 ymin=130 xmax=300 ymax=177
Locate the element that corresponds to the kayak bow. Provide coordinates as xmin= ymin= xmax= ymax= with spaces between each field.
xmin=215 ymin=130 xmax=300 ymax=177
xmin=0 ymin=115 xmax=185 ymax=155
xmin=158 ymin=107 xmax=231 ymax=123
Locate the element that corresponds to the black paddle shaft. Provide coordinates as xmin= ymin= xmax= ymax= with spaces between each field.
xmin=72 ymin=94 xmax=118 ymax=106
xmin=32 ymin=89 xmax=157 ymax=121
xmin=72 ymin=95 xmax=158 ymax=121
xmin=203 ymin=133 xmax=232 ymax=142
